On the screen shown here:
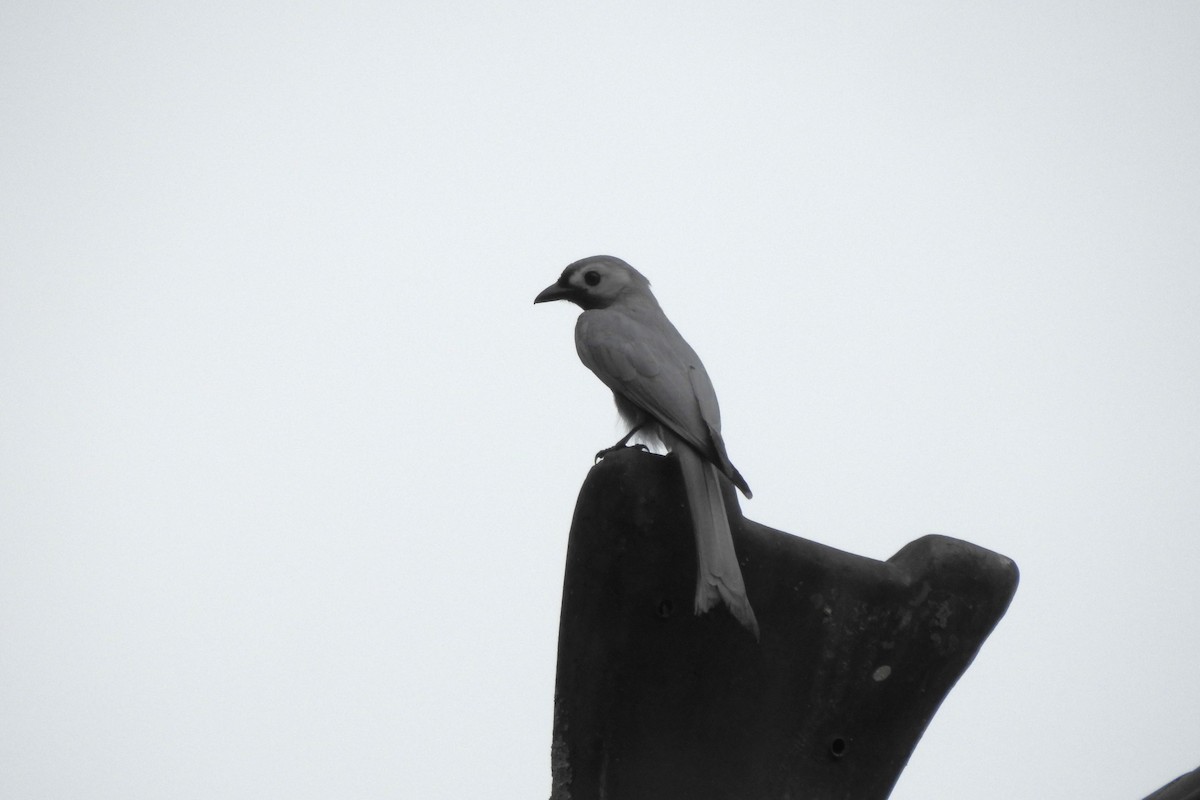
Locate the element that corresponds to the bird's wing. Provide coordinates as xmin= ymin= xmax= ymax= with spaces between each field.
xmin=576 ymin=310 xmax=751 ymax=496
xmin=688 ymin=367 xmax=752 ymax=498
xmin=576 ymin=311 xmax=705 ymax=442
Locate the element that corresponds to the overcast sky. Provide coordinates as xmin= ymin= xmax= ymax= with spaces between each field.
xmin=2 ymin=2 xmax=1199 ymax=798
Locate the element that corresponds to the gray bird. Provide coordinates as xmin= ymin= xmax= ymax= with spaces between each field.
xmin=535 ymin=255 xmax=759 ymax=639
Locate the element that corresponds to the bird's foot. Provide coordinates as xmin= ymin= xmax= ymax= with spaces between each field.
xmin=594 ymin=443 xmax=649 ymax=464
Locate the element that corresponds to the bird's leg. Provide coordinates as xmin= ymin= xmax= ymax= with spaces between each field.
xmin=594 ymin=423 xmax=648 ymax=463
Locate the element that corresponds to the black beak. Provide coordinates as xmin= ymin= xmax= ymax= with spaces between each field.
xmin=534 ymin=282 xmax=573 ymax=304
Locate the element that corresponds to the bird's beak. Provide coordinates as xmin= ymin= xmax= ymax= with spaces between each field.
xmin=534 ymin=282 xmax=572 ymax=304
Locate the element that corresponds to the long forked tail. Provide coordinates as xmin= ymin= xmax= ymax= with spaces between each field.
xmin=676 ymin=444 xmax=760 ymax=640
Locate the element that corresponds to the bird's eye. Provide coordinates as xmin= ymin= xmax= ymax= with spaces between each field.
xmin=584 ymin=270 xmax=601 ymax=287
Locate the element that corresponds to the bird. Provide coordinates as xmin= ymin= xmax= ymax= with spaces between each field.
xmin=534 ymin=255 xmax=760 ymax=639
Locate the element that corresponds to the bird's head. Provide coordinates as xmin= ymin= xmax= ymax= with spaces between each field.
xmin=533 ymin=255 xmax=651 ymax=310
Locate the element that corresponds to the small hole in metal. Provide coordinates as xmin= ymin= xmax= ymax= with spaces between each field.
xmin=657 ymin=599 xmax=674 ymax=618
xmin=830 ymin=737 xmax=847 ymax=758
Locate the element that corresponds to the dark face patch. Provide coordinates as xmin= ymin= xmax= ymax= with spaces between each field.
xmin=548 ymin=258 xmax=632 ymax=311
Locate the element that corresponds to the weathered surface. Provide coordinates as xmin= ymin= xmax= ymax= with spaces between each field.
xmin=550 ymin=448 xmax=1018 ymax=800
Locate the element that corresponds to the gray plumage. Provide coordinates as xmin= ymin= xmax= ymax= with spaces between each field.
xmin=535 ymin=255 xmax=759 ymax=639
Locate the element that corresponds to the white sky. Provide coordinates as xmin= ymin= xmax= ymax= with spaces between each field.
xmin=2 ymin=2 xmax=1198 ymax=798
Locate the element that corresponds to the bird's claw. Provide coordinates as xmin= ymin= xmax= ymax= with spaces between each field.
xmin=594 ymin=443 xmax=649 ymax=464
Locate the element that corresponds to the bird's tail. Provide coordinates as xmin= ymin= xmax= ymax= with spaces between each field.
xmin=676 ymin=444 xmax=760 ymax=640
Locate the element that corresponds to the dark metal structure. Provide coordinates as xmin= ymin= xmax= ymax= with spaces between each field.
xmin=1145 ymin=766 xmax=1200 ymax=800
xmin=550 ymin=449 xmax=1018 ymax=800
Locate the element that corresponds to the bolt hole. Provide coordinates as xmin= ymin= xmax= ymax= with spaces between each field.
xmin=657 ymin=599 xmax=674 ymax=618
xmin=830 ymin=737 xmax=847 ymax=758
